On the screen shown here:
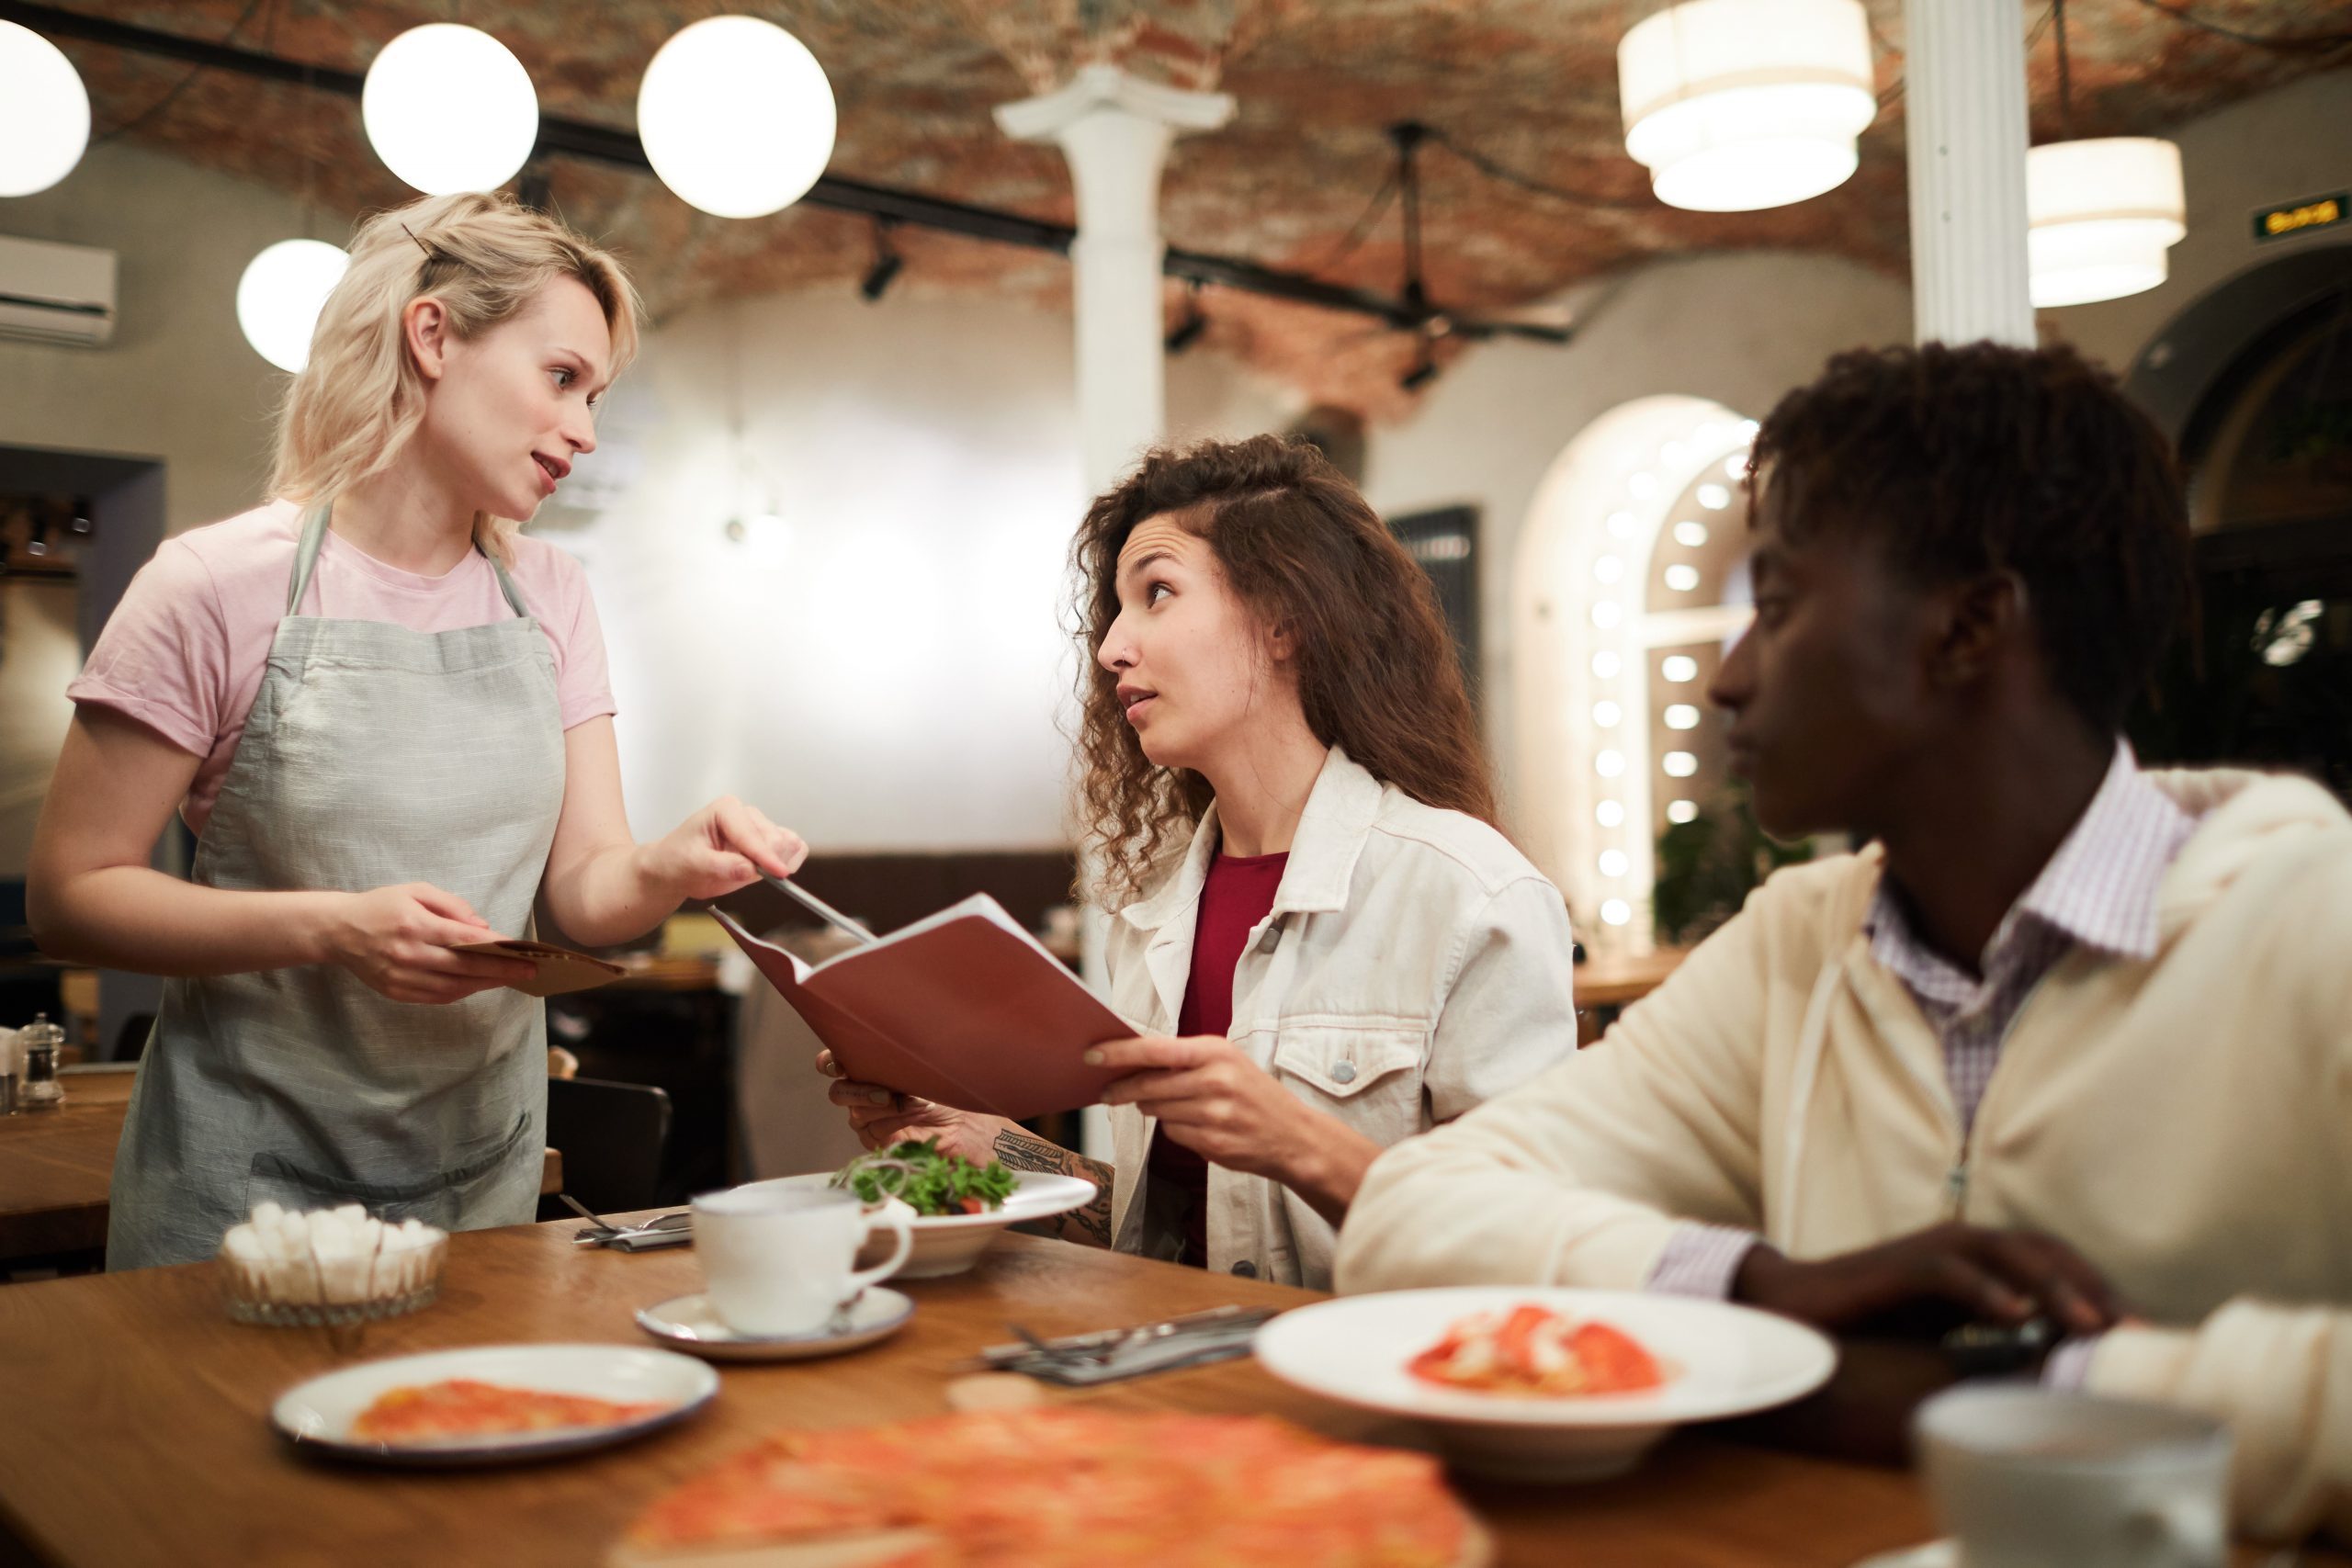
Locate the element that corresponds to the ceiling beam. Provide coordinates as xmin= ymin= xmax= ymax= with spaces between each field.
xmin=2 ymin=0 xmax=1569 ymax=344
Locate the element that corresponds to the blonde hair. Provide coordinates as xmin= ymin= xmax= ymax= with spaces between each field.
xmin=270 ymin=191 xmax=643 ymax=560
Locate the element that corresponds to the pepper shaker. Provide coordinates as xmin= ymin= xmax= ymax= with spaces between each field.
xmin=0 ymin=1026 xmax=17 ymax=1115
xmin=18 ymin=1013 xmax=65 ymax=1112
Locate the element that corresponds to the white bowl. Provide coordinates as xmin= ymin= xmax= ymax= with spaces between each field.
xmin=1254 ymin=1286 xmax=1838 ymax=1483
xmin=741 ymin=1169 xmax=1097 ymax=1279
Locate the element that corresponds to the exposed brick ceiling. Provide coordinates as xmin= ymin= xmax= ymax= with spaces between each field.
xmin=29 ymin=0 xmax=2352 ymax=417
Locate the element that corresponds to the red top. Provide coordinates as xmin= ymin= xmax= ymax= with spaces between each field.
xmin=1147 ymin=847 xmax=1287 ymax=1268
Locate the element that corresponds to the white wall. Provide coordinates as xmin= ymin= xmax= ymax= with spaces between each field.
xmin=0 ymin=141 xmax=1300 ymax=855
xmin=568 ymin=289 xmax=1299 ymax=852
xmin=2052 ymin=71 xmax=2352 ymax=375
xmin=0 ymin=142 xmax=308 ymax=534
xmin=1361 ymin=250 xmax=1915 ymax=819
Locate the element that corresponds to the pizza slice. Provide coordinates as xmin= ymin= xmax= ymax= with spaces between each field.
xmin=614 ymin=1407 xmax=1488 ymax=1568
xmin=351 ymin=1379 xmax=672 ymax=1445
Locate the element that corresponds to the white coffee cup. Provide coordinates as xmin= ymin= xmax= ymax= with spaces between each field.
xmin=1916 ymin=1385 xmax=2233 ymax=1568
xmin=691 ymin=1183 xmax=913 ymax=1337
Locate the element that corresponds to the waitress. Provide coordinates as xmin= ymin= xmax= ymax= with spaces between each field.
xmin=28 ymin=192 xmax=805 ymax=1269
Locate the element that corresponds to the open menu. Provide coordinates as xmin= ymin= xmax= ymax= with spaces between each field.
xmin=711 ymin=895 xmax=1134 ymax=1121
xmin=452 ymin=938 xmax=628 ymax=998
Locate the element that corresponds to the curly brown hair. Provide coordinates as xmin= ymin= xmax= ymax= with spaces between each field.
xmin=1748 ymin=340 xmax=2194 ymax=732
xmin=1069 ymin=434 xmax=1497 ymax=907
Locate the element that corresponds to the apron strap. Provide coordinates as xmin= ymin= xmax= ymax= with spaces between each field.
xmin=288 ymin=502 xmax=532 ymax=620
xmin=288 ymin=502 xmax=333 ymax=615
xmin=484 ymin=547 xmax=531 ymax=619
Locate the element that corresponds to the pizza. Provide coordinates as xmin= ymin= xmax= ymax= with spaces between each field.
xmin=350 ymin=1379 xmax=670 ymax=1445
xmin=1408 ymin=1304 xmax=1668 ymax=1398
xmin=615 ymin=1407 xmax=1488 ymax=1568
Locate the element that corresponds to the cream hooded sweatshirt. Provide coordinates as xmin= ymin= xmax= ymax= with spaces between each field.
xmin=1337 ymin=768 xmax=2352 ymax=1541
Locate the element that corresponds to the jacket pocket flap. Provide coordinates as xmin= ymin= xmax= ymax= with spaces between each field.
xmin=1272 ymin=1026 xmax=1423 ymax=1099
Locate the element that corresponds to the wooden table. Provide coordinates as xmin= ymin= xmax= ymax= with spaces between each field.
xmin=6 ymin=1222 xmax=2310 ymax=1568
xmin=1574 ymin=947 xmax=1689 ymax=1044
xmin=0 ymin=1074 xmax=562 ymax=1265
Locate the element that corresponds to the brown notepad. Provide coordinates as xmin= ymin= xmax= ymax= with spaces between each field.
xmin=712 ymin=896 xmax=1133 ymax=1120
xmin=454 ymin=939 xmax=628 ymax=998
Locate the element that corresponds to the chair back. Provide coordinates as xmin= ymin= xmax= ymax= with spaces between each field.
xmin=545 ymin=1075 xmax=673 ymax=1216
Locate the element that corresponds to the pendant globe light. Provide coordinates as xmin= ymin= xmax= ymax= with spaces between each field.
xmin=638 ymin=16 xmax=836 ymax=220
xmin=237 ymin=239 xmax=349 ymax=372
xmin=362 ymin=23 xmax=539 ymax=195
xmin=0 ymin=21 xmax=92 ymax=197
xmin=1617 ymin=0 xmax=1877 ymax=212
xmin=2024 ymin=3 xmax=2184 ymax=309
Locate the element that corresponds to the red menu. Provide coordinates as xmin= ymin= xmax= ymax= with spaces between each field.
xmin=712 ymin=896 xmax=1135 ymax=1121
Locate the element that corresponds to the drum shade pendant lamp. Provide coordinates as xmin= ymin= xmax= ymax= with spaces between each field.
xmin=637 ymin=16 xmax=836 ymax=219
xmin=237 ymin=239 xmax=349 ymax=372
xmin=362 ymin=24 xmax=539 ymax=195
xmin=1617 ymin=0 xmax=1877 ymax=212
xmin=2023 ymin=2 xmax=2184 ymax=310
xmin=2026 ymin=138 xmax=2185 ymax=307
xmin=0 ymin=21 xmax=92 ymax=197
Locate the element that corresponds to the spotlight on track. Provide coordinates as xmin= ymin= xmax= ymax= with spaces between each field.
xmin=859 ymin=219 xmax=903 ymax=302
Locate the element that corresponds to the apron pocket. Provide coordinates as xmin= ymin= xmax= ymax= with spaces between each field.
xmin=244 ymin=1110 xmax=536 ymax=1230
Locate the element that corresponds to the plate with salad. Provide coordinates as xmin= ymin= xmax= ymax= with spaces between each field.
xmin=737 ymin=1142 xmax=1097 ymax=1278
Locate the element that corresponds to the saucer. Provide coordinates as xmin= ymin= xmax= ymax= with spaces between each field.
xmin=635 ymin=1288 xmax=914 ymax=1362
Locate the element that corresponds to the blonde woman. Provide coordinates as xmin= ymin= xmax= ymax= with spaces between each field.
xmin=28 ymin=193 xmax=806 ymax=1270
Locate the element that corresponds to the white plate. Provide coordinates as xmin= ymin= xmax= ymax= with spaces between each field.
xmin=1254 ymin=1287 xmax=1838 ymax=1483
xmin=636 ymin=1287 xmax=914 ymax=1362
xmin=271 ymin=1343 xmax=718 ymax=1466
xmin=741 ymin=1170 xmax=1097 ymax=1279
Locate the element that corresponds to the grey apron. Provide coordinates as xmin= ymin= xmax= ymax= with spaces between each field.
xmin=107 ymin=503 xmax=565 ymax=1270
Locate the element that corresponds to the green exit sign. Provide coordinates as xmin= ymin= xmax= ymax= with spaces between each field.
xmin=2255 ymin=194 xmax=2347 ymax=242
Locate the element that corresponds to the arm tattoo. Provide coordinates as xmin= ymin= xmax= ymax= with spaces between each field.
xmin=994 ymin=1127 xmax=1116 ymax=1248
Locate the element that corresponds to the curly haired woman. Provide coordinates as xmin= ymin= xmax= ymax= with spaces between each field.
xmin=822 ymin=435 xmax=1577 ymax=1288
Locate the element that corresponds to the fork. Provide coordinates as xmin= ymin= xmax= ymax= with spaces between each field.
xmin=1008 ymin=1321 xmax=1112 ymax=1365
xmin=996 ymin=1306 xmax=1279 ymax=1367
xmin=559 ymin=1194 xmax=621 ymax=1234
xmin=561 ymin=1194 xmax=692 ymax=1242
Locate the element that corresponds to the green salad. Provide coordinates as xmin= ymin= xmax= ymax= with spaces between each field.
xmin=830 ymin=1139 xmax=1018 ymax=1216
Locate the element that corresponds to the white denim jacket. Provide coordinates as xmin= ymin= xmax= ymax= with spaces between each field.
xmin=1104 ymin=747 xmax=1577 ymax=1289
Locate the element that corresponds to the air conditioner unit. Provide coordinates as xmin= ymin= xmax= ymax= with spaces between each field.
xmin=0 ymin=233 xmax=117 ymax=348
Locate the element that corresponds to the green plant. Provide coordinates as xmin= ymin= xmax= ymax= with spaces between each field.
xmin=1651 ymin=785 xmax=1815 ymax=945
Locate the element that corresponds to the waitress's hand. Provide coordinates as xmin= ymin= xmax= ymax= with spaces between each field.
xmin=815 ymin=1048 xmax=1015 ymax=1166
xmin=644 ymin=795 xmax=808 ymax=903
xmin=321 ymin=883 xmax=539 ymax=1005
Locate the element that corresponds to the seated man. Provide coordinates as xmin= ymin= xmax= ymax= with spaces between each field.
xmin=1338 ymin=341 xmax=2352 ymax=1543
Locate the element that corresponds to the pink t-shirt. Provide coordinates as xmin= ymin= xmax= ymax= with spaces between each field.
xmin=68 ymin=499 xmax=616 ymax=837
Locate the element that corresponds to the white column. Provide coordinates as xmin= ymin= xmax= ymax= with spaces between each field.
xmin=999 ymin=67 xmax=1232 ymax=1161
xmin=996 ymin=64 xmax=1235 ymax=492
xmin=1903 ymin=0 xmax=2035 ymax=348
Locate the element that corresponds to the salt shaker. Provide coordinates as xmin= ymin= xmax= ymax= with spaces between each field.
xmin=18 ymin=1013 xmax=65 ymax=1112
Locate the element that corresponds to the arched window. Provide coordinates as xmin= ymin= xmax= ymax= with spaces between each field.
xmin=1510 ymin=397 xmax=1756 ymax=954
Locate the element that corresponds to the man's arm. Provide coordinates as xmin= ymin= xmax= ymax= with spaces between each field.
xmin=1336 ymin=884 xmax=1781 ymax=1294
xmin=2085 ymin=1303 xmax=2352 ymax=1545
